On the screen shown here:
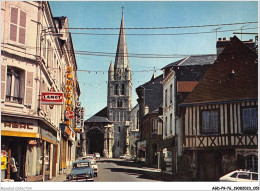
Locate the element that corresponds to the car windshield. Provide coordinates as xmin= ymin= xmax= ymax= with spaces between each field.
xmin=73 ymin=162 xmax=89 ymax=168
xmin=82 ymin=157 xmax=93 ymax=160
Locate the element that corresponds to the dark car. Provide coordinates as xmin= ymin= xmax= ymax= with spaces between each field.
xmin=67 ymin=160 xmax=94 ymax=181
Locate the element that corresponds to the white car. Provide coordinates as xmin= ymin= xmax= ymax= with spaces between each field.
xmin=219 ymin=170 xmax=258 ymax=182
xmin=119 ymin=154 xmax=131 ymax=159
xmin=94 ymin=153 xmax=101 ymax=159
xmin=82 ymin=157 xmax=98 ymax=177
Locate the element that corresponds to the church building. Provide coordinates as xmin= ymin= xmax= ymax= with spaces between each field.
xmin=85 ymin=10 xmax=132 ymax=158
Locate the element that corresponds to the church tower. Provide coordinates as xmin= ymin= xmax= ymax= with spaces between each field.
xmin=107 ymin=10 xmax=132 ymax=157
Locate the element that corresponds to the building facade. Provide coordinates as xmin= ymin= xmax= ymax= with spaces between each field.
xmin=1 ymin=1 xmax=80 ymax=181
xmin=180 ymin=36 xmax=258 ymax=181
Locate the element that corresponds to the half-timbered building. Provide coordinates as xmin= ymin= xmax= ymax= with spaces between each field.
xmin=179 ymin=36 xmax=258 ymax=181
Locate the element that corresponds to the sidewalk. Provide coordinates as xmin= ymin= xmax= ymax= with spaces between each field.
xmin=132 ymin=162 xmax=187 ymax=181
xmin=47 ymin=168 xmax=72 ymax=182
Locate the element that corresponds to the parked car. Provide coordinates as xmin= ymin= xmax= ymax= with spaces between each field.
xmin=82 ymin=155 xmax=94 ymax=160
xmin=90 ymin=159 xmax=98 ymax=177
xmin=82 ymin=157 xmax=98 ymax=177
xmin=119 ymin=154 xmax=131 ymax=159
xmin=94 ymin=152 xmax=101 ymax=159
xmin=66 ymin=160 xmax=94 ymax=181
xmin=219 ymin=170 xmax=258 ymax=182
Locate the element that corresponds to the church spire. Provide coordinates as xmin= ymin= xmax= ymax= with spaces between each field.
xmin=114 ymin=8 xmax=130 ymax=71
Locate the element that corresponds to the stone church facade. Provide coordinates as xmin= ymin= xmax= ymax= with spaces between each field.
xmin=85 ymin=11 xmax=132 ymax=158
xmin=107 ymin=12 xmax=132 ymax=157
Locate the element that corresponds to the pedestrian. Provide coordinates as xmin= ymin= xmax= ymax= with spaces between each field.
xmin=161 ymin=157 xmax=166 ymax=180
xmin=10 ymin=156 xmax=19 ymax=181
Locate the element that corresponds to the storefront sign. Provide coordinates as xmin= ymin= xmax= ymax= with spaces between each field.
xmin=1 ymin=117 xmax=38 ymax=134
xmin=65 ymin=111 xmax=74 ymax=119
xmin=3 ymin=121 xmax=33 ymax=129
xmin=40 ymin=127 xmax=57 ymax=144
xmin=41 ymin=92 xmax=63 ymax=105
xmin=1 ymin=150 xmax=7 ymax=170
xmin=65 ymin=126 xmax=71 ymax=136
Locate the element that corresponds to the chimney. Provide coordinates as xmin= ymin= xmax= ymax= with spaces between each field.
xmin=145 ymin=105 xmax=149 ymax=115
xmin=217 ymin=37 xmax=230 ymax=56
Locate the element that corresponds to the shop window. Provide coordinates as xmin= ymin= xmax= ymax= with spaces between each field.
xmin=201 ymin=110 xmax=219 ymax=134
xmin=10 ymin=7 xmax=26 ymax=44
xmin=242 ymin=108 xmax=258 ymax=134
xmin=245 ymin=155 xmax=258 ymax=172
xmin=6 ymin=67 xmax=24 ymax=104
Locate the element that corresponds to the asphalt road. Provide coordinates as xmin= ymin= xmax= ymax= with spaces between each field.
xmin=94 ymin=159 xmax=161 ymax=182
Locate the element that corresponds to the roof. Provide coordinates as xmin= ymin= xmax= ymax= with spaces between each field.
xmin=137 ymin=74 xmax=163 ymax=112
xmin=183 ymin=36 xmax=258 ymax=105
xmin=85 ymin=116 xmax=111 ymax=123
xmin=162 ymin=54 xmax=217 ymax=70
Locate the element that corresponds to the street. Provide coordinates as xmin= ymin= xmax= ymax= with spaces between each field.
xmin=52 ymin=159 xmax=162 ymax=182
xmin=94 ymin=159 xmax=161 ymax=182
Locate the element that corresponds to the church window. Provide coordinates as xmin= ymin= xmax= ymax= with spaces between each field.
xmin=121 ymin=84 xmax=125 ymax=95
xmin=115 ymin=84 xmax=119 ymax=95
xmin=117 ymin=100 xmax=122 ymax=108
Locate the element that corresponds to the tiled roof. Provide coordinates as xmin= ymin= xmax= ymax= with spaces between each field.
xmin=86 ymin=116 xmax=111 ymax=123
xmin=162 ymin=54 xmax=217 ymax=69
xmin=183 ymin=36 xmax=258 ymax=104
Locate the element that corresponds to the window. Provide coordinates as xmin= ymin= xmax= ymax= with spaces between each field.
xmin=115 ymin=84 xmax=119 ymax=95
xmin=230 ymin=173 xmax=238 ymax=178
xmin=242 ymin=108 xmax=258 ymax=134
xmin=10 ymin=7 xmax=26 ymax=44
xmin=170 ymin=84 xmax=173 ymax=104
xmin=117 ymin=100 xmax=122 ymax=108
xmin=165 ymin=116 xmax=168 ymax=136
xmin=118 ymin=126 xmax=121 ymax=132
xmin=245 ymin=155 xmax=258 ymax=172
xmin=170 ymin=113 xmax=173 ymax=134
xmin=6 ymin=67 xmax=24 ymax=104
xmin=165 ymin=89 xmax=168 ymax=107
xmin=121 ymin=84 xmax=125 ymax=95
xmin=201 ymin=110 xmax=219 ymax=134
xmin=118 ymin=141 xmax=120 ymax=147
xmin=152 ymin=119 xmax=158 ymax=134
xmin=252 ymin=173 xmax=258 ymax=180
xmin=237 ymin=173 xmax=250 ymax=180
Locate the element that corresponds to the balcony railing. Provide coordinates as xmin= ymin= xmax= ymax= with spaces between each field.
xmin=6 ymin=95 xmax=23 ymax=104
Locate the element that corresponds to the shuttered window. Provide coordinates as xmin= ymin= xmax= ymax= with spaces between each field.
xmin=5 ymin=67 xmax=24 ymax=104
xmin=10 ymin=7 xmax=26 ymax=44
xmin=201 ymin=110 xmax=219 ymax=134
